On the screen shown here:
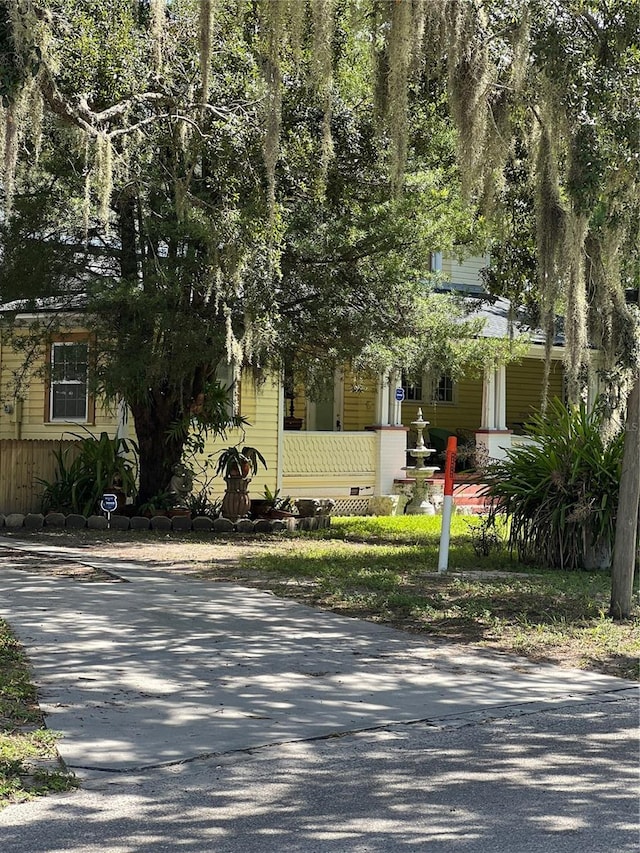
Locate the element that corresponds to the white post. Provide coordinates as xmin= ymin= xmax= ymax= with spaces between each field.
xmin=389 ymin=369 xmax=402 ymax=425
xmin=376 ymin=370 xmax=391 ymax=425
xmin=438 ymin=496 xmax=454 ymax=573
xmin=438 ymin=437 xmax=457 ymax=573
xmin=481 ymin=368 xmax=496 ymax=429
xmin=495 ymin=365 xmax=507 ymax=430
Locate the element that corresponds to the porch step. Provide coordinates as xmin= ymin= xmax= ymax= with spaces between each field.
xmin=441 ymin=480 xmax=492 ymax=515
xmin=395 ymin=476 xmax=493 ymax=515
xmin=452 ymin=484 xmax=490 ymax=514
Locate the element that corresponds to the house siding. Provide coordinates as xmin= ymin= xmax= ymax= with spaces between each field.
xmin=342 ymin=367 xmax=377 ymax=430
xmin=203 ymin=371 xmax=280 ymax=499
xmin=0 ymin=324 xmax=282 ymax=504
xmin=400 ymin=376 xmax=483 ymax=435
xmin=506 ymin=357 xmax=564 ymax=429
xmin=440 ymin=254 xmax=488 ymax=288
xmin=0 ymin=332 xmax=116 ymax=441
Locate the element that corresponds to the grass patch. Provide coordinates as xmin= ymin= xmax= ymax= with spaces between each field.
xmin=0 ymin=619 xmax=77 ymax=807
xmin=311 ymin=515 xmax=516 ymax=569
xmin=222 ymin=516 xmax=640 ymax=681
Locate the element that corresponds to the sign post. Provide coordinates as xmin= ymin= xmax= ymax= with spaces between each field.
xmin=438 ymin=436 xmax=457 ymax=573
xmin=100 ymin=493 xmax=118 ymax=528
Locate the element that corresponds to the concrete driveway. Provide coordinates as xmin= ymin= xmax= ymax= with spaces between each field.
xmin=0 ymin=539 xmax=637 ymax=852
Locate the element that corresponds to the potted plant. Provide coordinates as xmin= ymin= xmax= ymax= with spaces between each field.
xmin=251 ymin=486 xmax=295 ymax=519
xmin=215 ymin=445 xmax=267 ymax=479
xmin=217 ymin=446 xmax=267 ymax=521
xmin=137 ymin=491 xmax=176 ymax=518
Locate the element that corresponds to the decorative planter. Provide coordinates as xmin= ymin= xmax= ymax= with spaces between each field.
xmin=283 ymin=416 xmax=303 ymax=431
xmin=221 ymin=476 xmax=251 ymax=521
xmin=168 ymin=507 xmax=191 ymax=519
xmin=296 ymin=498 xmax=336 ymax=518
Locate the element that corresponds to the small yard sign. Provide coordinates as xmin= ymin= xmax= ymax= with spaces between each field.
xmin=100 ymin=494 xmax=118 ymax=514
xmin=395 ymin=387 xmax=405 ymax=402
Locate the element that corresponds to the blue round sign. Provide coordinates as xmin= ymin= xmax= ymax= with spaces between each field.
xmin=395 ymin=387 xmax=405 ymax=402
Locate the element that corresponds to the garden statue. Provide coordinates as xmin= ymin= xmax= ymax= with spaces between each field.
xmin=167 ymin=463 xmax=193 ymax=507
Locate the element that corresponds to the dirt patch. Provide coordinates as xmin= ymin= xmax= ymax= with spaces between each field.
xmin=0 ymin=547 xmax=122 ymax=583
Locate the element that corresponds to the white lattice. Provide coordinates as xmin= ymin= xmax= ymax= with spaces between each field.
xmin=330 ymin=496 xmax=371 ymax=516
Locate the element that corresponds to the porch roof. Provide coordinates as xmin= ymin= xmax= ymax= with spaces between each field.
xmin=435 ymin=283 xmax=565 ymax=347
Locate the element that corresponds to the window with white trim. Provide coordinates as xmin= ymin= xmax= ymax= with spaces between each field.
xmin=432 ymin=373 xmax=455 ymax=404
xmin=216 ymin=361 xmax=240 ymax=418
xmin=401 ymin=372 xmax=423 ymax=402
xmin=50 ymin=342 xmax=89 ymax=421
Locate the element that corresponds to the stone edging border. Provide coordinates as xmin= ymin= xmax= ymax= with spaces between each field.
xmin=0 ymin=512 xmax=331 ymax=534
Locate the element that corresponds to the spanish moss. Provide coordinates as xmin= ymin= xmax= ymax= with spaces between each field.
xmin=311 ymin=0 xmax=335 ymax=175
xmin=386 ymin=0 xmax=412 ymax=190
xmin=443 ymin=0 xmax=492 ymax=197
xmin=534 ymin=114 xmax=566 ymax=409
xmin=564 ymin=210 xmax=589 ymax=403
xmin=199 ymin=0 xmax=215 ymax=104
xmin=95 ymin=133 xmax=113 ymax=228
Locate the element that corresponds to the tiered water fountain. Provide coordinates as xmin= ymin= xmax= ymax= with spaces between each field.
xmin=403 ymin=408 xmax=439 ymax=515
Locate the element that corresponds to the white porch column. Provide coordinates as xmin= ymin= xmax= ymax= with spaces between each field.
xmin=375 ymin=370 xmax=391 ymax=426
xmin=306 ymin=399 xmax=317 ymax=430
xmin=481 ymin=368 xmax=497 ymax=429
xmin=372 ymin=426 xmax=410 ymax=495
xmin=388 ymin=369 xmax=402 ymax=426
xmin=115 ymin=398 xmax=129 ymax=441
xmin=495 ymin=364 xmax=507 ymax=430
xmin=477 ymin=366 xmax=511 ymax=460
xmin=587 ymin=369 xmax=601 ymax=412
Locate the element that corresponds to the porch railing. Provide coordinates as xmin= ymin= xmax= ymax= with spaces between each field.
xmin=282 ymin=431 xmax=376 ymax=496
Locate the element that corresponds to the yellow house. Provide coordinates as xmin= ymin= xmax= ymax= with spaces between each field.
xmin=0 ymin=318 xmax=283 ymax=512
xmin=281 ymin=255 xmax=575 ymax=498
xmin=0 ymin=253 xmax=595 ymax=515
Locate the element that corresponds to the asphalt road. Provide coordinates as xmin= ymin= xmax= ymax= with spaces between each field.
xmin=0 ymin=540 xmax=638 ymax=852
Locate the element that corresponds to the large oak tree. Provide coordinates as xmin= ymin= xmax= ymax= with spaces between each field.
xmin=1 ymin=1 xmax=638 ymax=613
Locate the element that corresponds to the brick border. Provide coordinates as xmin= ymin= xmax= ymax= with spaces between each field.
xmin=0 ymin=513 xmax=331 ymax=534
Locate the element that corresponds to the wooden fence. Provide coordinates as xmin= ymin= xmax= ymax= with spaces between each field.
xmin=0 ymin=440 xmax=79 ymax=515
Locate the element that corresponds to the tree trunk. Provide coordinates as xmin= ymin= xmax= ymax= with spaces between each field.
xmin=130 ymin=395 xmax=185 ymax=505
xmin=610 ymin=371 xmax=640 ymax=619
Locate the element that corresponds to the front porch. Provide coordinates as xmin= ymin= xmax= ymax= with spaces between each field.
xmin=280 ymin=426 xmax=408 ymax=514
xmin=277 ymin=351 xmax=571 ymax=513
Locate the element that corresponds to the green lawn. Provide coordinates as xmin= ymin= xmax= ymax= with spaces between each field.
xmin=228 ymin=515 xmax=640 ymax=681
xmin=0 ymin=620 xmax=77 ymax=806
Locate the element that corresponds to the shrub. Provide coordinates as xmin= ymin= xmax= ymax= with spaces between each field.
xmin=483 ymin=399 xmax=624 ymax=570
xmin=39 ymin=431 xmax=138 ymax=516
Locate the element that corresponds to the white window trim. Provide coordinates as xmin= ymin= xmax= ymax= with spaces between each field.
xmin=215 ymin=361 xmax=240 ymax=418
xmin=401 ymin=372 xmax=424 ymax=403
xmin=49 ymin=341 xmax=89 ymax=423
xmin=431 ymin=374 xmax=457 ymax=406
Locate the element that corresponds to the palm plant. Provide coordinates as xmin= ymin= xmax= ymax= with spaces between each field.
xmin=483 ymin=399 xmax=624 ymax=570
xmin=215 ymin=445 xmax=267 ymax=479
